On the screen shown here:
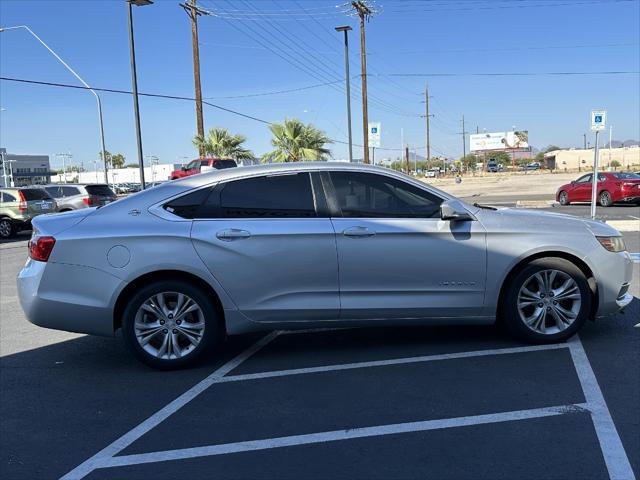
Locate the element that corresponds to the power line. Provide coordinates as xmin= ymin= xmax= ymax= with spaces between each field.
xmin=376 ymin=71 xmax=640 ymax=77
xmin=203 ymin=79 xmax=343 ymax=99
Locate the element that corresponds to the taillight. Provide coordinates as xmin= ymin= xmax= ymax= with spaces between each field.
xmin=18 ymin=190 xmax=28 ymax=212
xmin=28 ymin=236 xmax=56 ymax=262
xmin=82 ymin=196 xmax=96 ymax=206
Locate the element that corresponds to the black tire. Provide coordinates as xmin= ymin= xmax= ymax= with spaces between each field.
xmin=500 ymin=257 xmax=592 ymax=344
xmin=121 ymin=280 xmax=223 ymax=369
xmin=599 ymin=190 xmax=613 ymax=207
xmin=0 ymin=218 xmax=15 ymax=239
xmin=558 ymin=191 xmax=570 ymax=206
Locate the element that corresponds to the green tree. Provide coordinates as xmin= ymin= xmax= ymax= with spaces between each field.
xmin=111 ymin=153 xmax=125 ymax=169
xmin=610 ymin=160 xmax=621 ymax=170
xmin=263 ymin=118 xmax=332 ymax=162
xmin=460 ymin=154 xmax=479 ymax=171
xmin=98 ymin=150 xmax=112 ymax=166
xmin=193 ymin=127 xmax=254 ymax=160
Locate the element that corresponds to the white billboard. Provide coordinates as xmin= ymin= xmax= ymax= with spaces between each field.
xmin=470 ymin=131 xmax=529 ymax=152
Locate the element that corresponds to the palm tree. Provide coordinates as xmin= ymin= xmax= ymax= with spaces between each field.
xmin=263 ymin=118 xmax=332 ymax=163
xmin=193 ymin=128 xmax=254 ymax=160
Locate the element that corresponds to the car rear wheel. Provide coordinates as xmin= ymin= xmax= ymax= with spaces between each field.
xmin=558 ymin=191 xmax=570 ymax=206
xmin=599 ymin=190 xmax=613 ymax=207
xmin=0 ymin=218 xmax=15 ymax=239
xmin=500 ymin=258 xmax=591 ymax=343
xmin=121 ymin=280 xmax=222 ymax=369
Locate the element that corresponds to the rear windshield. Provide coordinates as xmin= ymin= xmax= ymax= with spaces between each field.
xmin=212 ymin=160 xmax=237 ymax=169
xmin=612 ymin=173 xmax=640 ymax=180
xmin=20 ymin=188 xmax=52 ymax=201
xmin=85 ymin=185 xmax=116 ymax=196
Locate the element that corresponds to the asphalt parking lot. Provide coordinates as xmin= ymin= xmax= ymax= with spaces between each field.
xmin=1 ymin=223 xmax=638 ymax=480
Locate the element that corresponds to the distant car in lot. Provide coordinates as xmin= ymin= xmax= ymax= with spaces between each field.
xmin=556 ymin=172 xmax=640 ymax=207
xmin=111 ymin=183 xmax=131 ymax=195
xmin=520 ymin=162 xmax=540 ymax=171
xmin=0 ymin=187 xmax=57 ymax=239
xmin=43 ymin=184 xmax=118 ymax=211
xmin=487 ymin=159 xmax=504 ymax=173
xmin=17 ymin=163 xmax=633 ymax=369
xmin=147 ymin=181 xmax=168 ymax=188
xmin=170 ymin=158 xmax=237 ymax=180
xmin=425 ymin=169 xmax=439 ymax=178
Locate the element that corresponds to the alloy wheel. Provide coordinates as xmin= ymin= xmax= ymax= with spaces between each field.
xmin=559 ymin=192 xmax=569 ymax=205
xmin=134 ymin=291 xmax=206 ymax=360
xmin=0 ymin=219 xmax=11 ymax=238
xmin=517 ymin=269 xmax=582 ymax=335
xmin=599 ymin=191 xmax=612 ymax=207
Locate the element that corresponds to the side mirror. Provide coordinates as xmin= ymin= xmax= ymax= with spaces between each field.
xmin=571 ymin=180 xmax=575 ymax=185
xmin=440 ymin=199 xmax=475 ymax=222
xmin=182 ymin=166 xmax=188 ymax=171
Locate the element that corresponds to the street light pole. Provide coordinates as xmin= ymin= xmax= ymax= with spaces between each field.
xmin=0 ymin=25 xmax=108 ymax=183
xmin=335 ymin=26 xmax=353 ymax=163
xmin=127 ymin=0 xmax=153 ymax=190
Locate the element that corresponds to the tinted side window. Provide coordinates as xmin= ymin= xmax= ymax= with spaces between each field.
xmin=329 ymin=172 xmax=442 ymax=218
xmin=213 ymin=160 xmax=237 ymax=169
xmin=61 ymin=186 xmax=81 ymax=196
xmin=220 ymin=173 xmax=316 ymax=218
xmin=45 ymin=186 xmax=63 ymax=198
xmin=576 ymin=174 xmax=592 ymax=183
xmin=164 ymin=187 xmax=212 ymax=219
xmin=2 ymin=192 xmax=17 ymax=202
xmin=85 ymin=185 xmax=115 ymax=196
xmin=20 ymin=188 xmax=52 ymax=201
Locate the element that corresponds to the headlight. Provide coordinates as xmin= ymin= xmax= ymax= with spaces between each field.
xmin=596 ymin=236 xmax=626 ymax=252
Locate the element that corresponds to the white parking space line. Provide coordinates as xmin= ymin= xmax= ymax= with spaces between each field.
xmin=60 ymin=331 xmax=281 ymax=480
xmin=629 ymin=253 xmax=640 ymax=263
xmin=218 ymin=343 xmax=568 ymax=384
xmin=568 ymin=337 xmax=636 ymax=480
xmin=96 ymin=404 xmax=589 ymax=469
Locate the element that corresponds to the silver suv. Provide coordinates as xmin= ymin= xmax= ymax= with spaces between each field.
xmin=43 ymin=184 xmax=117 ymax=211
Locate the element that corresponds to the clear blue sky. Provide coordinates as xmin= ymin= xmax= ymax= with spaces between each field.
xmin=1 ymin=0 xmax=639 ymax=169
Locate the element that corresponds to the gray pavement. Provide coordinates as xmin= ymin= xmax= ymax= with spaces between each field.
xmin=1 ymin=223 xmax=638 ymax=479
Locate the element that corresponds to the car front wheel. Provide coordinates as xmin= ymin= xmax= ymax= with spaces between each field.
xmin=558 ymin=191 xmax=570 ymax=206
xmin=121 ymin=280 xmax=222 ymax=369
xmin=501 ymin=258 xmax=591 ymax=343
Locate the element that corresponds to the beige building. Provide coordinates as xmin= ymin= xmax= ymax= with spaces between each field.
xmin=544 ymin=146 xmax=640 ymax=172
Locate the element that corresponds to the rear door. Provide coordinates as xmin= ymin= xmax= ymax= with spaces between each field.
xmin=190 ymin=172 xmax=339 ymax=322
xmin=85 ymin=184 xmax=117 ymax=206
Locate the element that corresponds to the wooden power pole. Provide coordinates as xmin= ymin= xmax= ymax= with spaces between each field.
xmin=425 ymin=84 xmax=431 ymax=163
xmin=351 ymin=1 xmax=376 ymax=164
xmin=181 ymin=0 xmax=206 ymax=157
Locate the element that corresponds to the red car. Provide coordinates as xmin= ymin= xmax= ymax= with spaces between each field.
xmin=556 ymin=172 xmax=640 ymax=207
xmin=170 ymin=158 xmax=237 ymax=180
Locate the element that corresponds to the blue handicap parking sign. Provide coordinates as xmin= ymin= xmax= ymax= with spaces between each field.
xmin=595 ymin=115 xmax=602 ymax=123
xmin=371 ymin=127 xmax=378 ymax=133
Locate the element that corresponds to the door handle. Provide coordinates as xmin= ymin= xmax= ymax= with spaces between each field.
xmin=343 ymin=226 xmax=376 ymax=238
xmin=216 ymin=229 xmax=251 ymax=241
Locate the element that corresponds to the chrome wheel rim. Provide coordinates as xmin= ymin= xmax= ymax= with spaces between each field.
xmin=134 ymin=292 xmax=205 ymax=360
xmin=517 ymin=269 xmax=582 ymax=335
xmin=0 ymin=220 xmax=10 ymax=237
xmin=559 ymin=192 xmax=568 ymax=204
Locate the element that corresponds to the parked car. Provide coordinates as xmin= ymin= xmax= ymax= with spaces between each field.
xmin=43 ymin=184 xmax=118 ymax=211
xmin=487 ymin=159 xmax=504 ymax=172
xmin=111 ymin=183 xmax=131 ymax=195
xmin=147 ymin=181 xmax=168 ymax=188
xmin=520 ymin=162 xmax=540 ymax=171
xmin=170 ymin=158 xmax=237 ymax=180
xmin=0 ymin=187 xmax=57 ymax=239
xmin=556 ymin=172 xmax=640 ymax=207
xmin=425 ymin=169 xmax=439 ymax=178
xmin=18 ymin=163 xmax=632 ymax=369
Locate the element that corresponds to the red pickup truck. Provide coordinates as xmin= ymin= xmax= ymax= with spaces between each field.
xmin=170 ymin=158 xmax=237 ymax=180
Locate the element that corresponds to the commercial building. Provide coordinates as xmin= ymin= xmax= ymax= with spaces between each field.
xmin=0 ymin=148 xmax=54 ymax=187
xmin=544 ymin=146 xmax=640 ymax=172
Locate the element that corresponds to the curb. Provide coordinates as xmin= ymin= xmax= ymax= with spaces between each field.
xmin=516 ymin=200 xmax=559 ymax=209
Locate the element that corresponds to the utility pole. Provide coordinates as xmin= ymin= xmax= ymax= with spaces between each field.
xmin=351 ymin=1 xmax=377 ymax=164
xmin=335 ymin=26 xmax=353 ymax=163
xmin=424 ymin=84 xmax=433 ymax=164
xmin=405 ymin=146 xmax=410 ymax=174
xmin=181 ymin=0 xmax=207 ymax=156
xmin=583 ymin=133 xmax=587 ymax=150
xmin=461 ymin=115 xmax=467 ymax=159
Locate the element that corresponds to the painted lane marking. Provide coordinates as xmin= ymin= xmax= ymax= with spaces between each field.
xmin=97 ymin=404 xmax=588 ymax=469
xmin=568 ymin=336 xmax=636 ymax=480
xmin=60 ymin=331 xmax=281 ymax=480
xmin=218 ymin=343 xmax=568 ymax=384
xmin=629 ymin=253 xmax=640 ymax=263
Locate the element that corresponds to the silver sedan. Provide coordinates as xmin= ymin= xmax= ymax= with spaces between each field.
xmin=17 ymin=163 xmax=633 ymax=369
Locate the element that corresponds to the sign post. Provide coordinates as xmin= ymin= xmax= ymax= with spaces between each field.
xmin=369 ymin=122 xmax=381 ymax=165
xmin=590 ymin=110 xmax=606 ymax=219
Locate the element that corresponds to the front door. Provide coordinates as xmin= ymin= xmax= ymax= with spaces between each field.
xmin=191 ymin=172 xmax=339 ymax=322
xmin=324 ymin=171 xmax=487 ymax=320
xmin=572 ymin=173 xmax=592 ymax=202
